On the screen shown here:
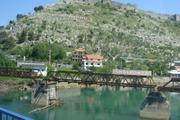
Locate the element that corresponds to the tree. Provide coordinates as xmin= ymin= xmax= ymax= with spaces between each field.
xmin=31 ymin=43 xmax=48 ymax=60
xmin=28 ymin=31 xmax=35 ymax=41
xmin=30 ymin=42 xmax=66 ymax=61
xmin=51 ymin=43 xmax=66 ymax=60
xmin=34 ymin=5 xmax=44 ymax=12
xmin=17 ymin=30 xmax=27 ymax=44
xmin=16 ymin=14 xmax=26 ymax=20
xmin=0 ymin=31 xmax=16 ymax=50
xmin=3 ymin=37 xmax=16 ymax=50
xmin=0 ymin=53 xmax=16 ymax=67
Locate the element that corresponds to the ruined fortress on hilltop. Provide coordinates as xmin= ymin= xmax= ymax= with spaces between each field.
xmin=61 ymin=0 xmax=111 ymax=4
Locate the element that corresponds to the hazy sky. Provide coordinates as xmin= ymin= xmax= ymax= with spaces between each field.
xmin=116 ymin=0 xmax=180 ymax=14
xmin=0 ymin=0 xmax=180 ymax=26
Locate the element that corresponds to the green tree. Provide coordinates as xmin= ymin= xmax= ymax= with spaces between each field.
xmin=17 ymin=30 xmax=27 ymax=44
xmin=51 ymin=43 xmax=66 ymax=60
xmin=3 ymin=37 xmax=16 ymax=50
xmin=31 ymin=43 xmax=48 ymax=60
xmin=0 ymin=31 xmax=16 ymax=50
xmin=28 ymin=31 xmax=34 ymax=41
xmin=0 ymin=53 xmax=16 ymax=67
xmin=30 ymin=42 xmax=66 ymax=61
xmin=34 ymin=5 xmax=44 ymax=12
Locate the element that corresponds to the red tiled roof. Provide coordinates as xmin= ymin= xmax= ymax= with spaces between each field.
xmin=74 ymin=48 xmax=85 ymax=52
xmin=83 ymin=54 xmax=103 ymax=60
xmin=175 ymin=66 xmax=180 ymax=70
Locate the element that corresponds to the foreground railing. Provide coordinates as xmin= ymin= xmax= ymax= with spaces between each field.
xmin=0 ymin=108 xmax=33 ymax=120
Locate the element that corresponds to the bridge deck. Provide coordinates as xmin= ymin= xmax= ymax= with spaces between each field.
xmin=1 ymin=68 xmax=180 ymax=92
xmin=47 ymin=70 xmax=155 ymax=88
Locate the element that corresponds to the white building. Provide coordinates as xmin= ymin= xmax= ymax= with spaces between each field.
xmin=82 ymin=54 xmax=103 ymax=70
xmin=168 ymin=70 xmax=180 ymax=79
xmin=17 ymin=61 xmax=48 ymax=77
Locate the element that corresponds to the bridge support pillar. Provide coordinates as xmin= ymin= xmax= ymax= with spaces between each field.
xmin=31 ymin=81 xmax=60 ymax=106
xmin=139 ymin=91 xmax=170 ymax=120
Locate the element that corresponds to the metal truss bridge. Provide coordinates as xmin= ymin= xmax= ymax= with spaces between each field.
xmin=47 ymin=70 xmax=155 ymax=88
xmin=0 ymin=67 xmax=180 ymax=92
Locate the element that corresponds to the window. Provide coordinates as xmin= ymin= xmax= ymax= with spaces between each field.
xmin=91 ymin=63 xmax=93 ymax=65
xmin=86 ymin=63 xmax=88 ymax=65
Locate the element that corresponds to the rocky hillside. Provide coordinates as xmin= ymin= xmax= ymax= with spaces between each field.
xmin=1 ymin=0 xmax=180 ymax=62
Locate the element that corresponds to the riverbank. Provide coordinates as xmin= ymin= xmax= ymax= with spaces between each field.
xmin=0 ymin=80 xmax=22 ymax=92
xmin=0 ymin=77 xmax=31 ymax=92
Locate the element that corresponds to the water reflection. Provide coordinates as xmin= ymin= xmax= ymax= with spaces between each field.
xmin=0 ymin=87 xmax=180 ymax=120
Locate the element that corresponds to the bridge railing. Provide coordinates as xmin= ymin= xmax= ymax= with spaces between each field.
xmin=0 ymin=108 xmax=33 ymax=120
xmin=0 ymin=67 xmax=38 ymax=78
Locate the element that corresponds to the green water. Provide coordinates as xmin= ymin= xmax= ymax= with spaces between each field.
xmin=0 ymin=87 xmax=180 ymax=120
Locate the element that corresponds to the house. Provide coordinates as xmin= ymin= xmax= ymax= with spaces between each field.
xmin=82 ymin=54 xmax=103 ymax=70
xmin=72 ymin=48 xmax=86 ymax=62
xmin=168 ymin=70 xmax=180 ymax=79
xmin=17 ymin=61 xmax=48 ymax=77
xmin=169 ymin=61 xmax=180 ymax=71
xmin=168 ymin=61 xmax=180 ymax=78
xmin=174 ymin=61 xmax=180 ymax=71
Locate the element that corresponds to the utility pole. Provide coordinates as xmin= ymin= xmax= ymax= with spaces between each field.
xmin=48 ymin=46 xmax=52 ymax=65
xmin=48 ymin=38 xmax=52 ymax=65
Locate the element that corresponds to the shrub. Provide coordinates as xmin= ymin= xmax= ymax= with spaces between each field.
xmin=0 ymin=54 xmax=16 ymax=67
xmin=34 ymin=5 xmax=44 ymax=12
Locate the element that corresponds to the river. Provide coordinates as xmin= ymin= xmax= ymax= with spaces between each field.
xmin=0 ymin=87 xmax=180 ymax=120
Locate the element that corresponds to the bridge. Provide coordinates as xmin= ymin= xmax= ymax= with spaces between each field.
xmin=0 ymin=67 xmax=37 ymax=78
xmin=157 ymin=78 xmax=180 ymax=93
xmin=0 ymin=67 xmax=180 ymax=92
xmin=0 ymin=67 xmax=155 ymax=88
xmin=47 ymin=70 xmax=155 ymax=88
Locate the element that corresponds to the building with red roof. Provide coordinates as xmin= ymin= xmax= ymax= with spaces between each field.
xmin=72 ymin=48 xmax=86 ymax=62
xmin=82 ymin=54 xmax=103 ymax=70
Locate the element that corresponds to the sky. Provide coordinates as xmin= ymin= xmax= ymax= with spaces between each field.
xmin=0 ymin=0 xmax=180 ymax=26
xmin=116 ymin=0 xmax=180 ymax=14
xmin=0 ymin=0 xmax=58 ymax=26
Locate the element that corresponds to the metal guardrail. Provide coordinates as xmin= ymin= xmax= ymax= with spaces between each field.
xmin=0 ymin=108 xmax=33 ymax=120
